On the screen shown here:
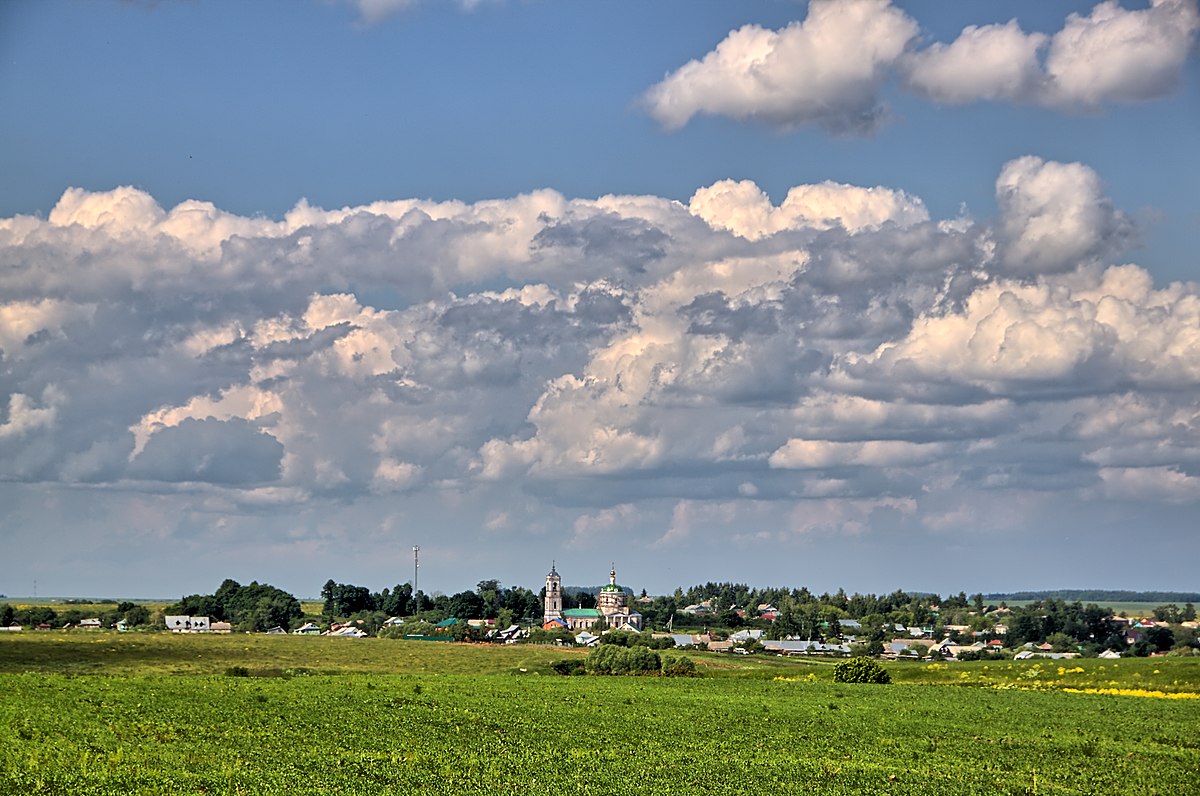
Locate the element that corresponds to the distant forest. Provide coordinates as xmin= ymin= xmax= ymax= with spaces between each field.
xmin=985 ymin=590 xmax=1200 ymax=603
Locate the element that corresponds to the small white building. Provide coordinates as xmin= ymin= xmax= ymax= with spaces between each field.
xmin=165 ymin=615 xmax=210 ymax=632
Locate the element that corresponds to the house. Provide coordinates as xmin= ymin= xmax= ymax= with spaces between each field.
xmin=264 ymin=626 xmax=287 ymax=634
xmin=210 ymin=621 xmax=233 ymax=633
xmin=490 ymin=625 xmax=525 ymax=643
xmin=324 ymin=625 xmax=367 ymax=637
xmin=761 ymin=640 xmax=851 ymax=656
xmin=293 ymin=622 xmax=322 ymax=635
xmin=574 ymin=631 xmax=601 ymax=647
xmin=165 ymin=615 xmax=210 ymax=633
xmin=1098 ymin=649 xmax=1122 ymax=659
xmin=382 ymin=617 xmax=405 ymax=627
xmin=1014 ymin=650 xmax=1078 ymax=660
xmin=884 ymin=640 xmax=920 ymax=658
xmin=79 ymin=618 xmax=102 ymax=630
xmin=669 ymin=633 xmax=709 ymax=648
xmin=729 ymin=628 xmax=763 ymax=643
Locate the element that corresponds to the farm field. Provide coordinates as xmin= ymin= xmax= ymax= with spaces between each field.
xmin=994 ymin=600 xmax=1172 ymax=616
xmin=1 ymin=634 xmax=1198 ymax=795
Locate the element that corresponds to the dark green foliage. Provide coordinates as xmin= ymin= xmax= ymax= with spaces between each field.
xmin=224 ymin=666 xmax=250 ymax=677
xmin=660 ymin=654 xmax=696 ymax=677
xmin=123 ymin=605 xmax=152 ymax=627
xmin=584 ymin=644 xmax=661 ymax=675
xmin=833 ymin=656 xmax=891 ymax=684
xmin=320 ymin=580 xmax=374 ymax=618
xmin=448 ymin=591 xmax=486 ymax=620
xmin=550 ymin=658 xmax=585 ymax=676
xmin=1004 ymin=599 xmax=1117 ymax=647
xmin=170 ymin=579 xmax=302 ymax=632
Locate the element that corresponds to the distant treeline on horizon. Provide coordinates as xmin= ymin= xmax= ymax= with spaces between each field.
xmin=984 ymin=590 xmax=1200 ymax=603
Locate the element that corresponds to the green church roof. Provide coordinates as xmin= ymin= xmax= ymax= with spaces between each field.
xmin=561 ymin=608 xmax=601 ymax=618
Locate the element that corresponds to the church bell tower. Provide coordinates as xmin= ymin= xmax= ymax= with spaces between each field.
xmin=544 ymin=561 xmax=562 ymax=624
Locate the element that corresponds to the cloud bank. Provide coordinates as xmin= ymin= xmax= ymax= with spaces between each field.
xmin=643 ymin=0 xmax=1199 ymax=133
xmin=2 ymin=156 xmax=1197 ymax=562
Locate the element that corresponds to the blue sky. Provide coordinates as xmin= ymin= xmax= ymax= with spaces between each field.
xmin=0 ymin=0 xmax=1197 ymax=600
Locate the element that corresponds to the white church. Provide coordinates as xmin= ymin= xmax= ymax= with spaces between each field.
xmin=543 ymin=562 xmax=643 ymax=632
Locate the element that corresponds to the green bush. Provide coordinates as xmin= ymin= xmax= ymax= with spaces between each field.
xmin=550 ymin=659 xmax=586 ymax=676
xmin=660 ymin=654 xmax=697 ymax=677
xmin=832 ymin=656 xmax=890 ymax=684
xmin=585 ymin=644 xmax=661 ymax=676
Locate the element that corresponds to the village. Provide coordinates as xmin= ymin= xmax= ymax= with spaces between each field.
xmin=9 ymin=563 xmax=1192 ymax=663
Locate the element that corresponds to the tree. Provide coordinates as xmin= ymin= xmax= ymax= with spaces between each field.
xmin=1046 ymin=632 xmax=1076 ymax=652
xmin=377 ymin=583 xmax=412 ymax=617
xmin=321 ymin=580 xmax=337 ymax=618
xmin=1154 ymin=604 xmax=1182 ymax=624
xmin=448 ymin=590 xmax=486 ymax=620
xmin=169 ymin=580 xmax=301 ymax=632
xmin=495 ymin=608 xmax=514 ymax=630
xmin=1147 ymin=625 xmax=1175 ymax=653
xmin=476 ymin=580 xmax=501 ymax=619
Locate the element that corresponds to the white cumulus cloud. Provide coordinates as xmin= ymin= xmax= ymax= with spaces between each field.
xmin=642 ymin=0 xmax=918 ymax=134
xmin=646 ymin=0 xmax=1199 ymax=132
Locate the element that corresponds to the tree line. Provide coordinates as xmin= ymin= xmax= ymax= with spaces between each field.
xmin=0 ymin=601 xmax=151 ymax=630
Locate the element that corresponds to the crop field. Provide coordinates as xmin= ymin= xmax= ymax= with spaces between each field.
xmin=2 ymin=634 xmax=1198 ymax=795
xmin=994 ymin=600 xmax=1170 ymax=616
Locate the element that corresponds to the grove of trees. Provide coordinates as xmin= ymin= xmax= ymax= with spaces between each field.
xmin=168 ymin=579 xmax=302 ymax=632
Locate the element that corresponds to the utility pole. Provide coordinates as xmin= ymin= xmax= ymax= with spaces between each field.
xmin=412 ymin=545 xmax=420 ymax=597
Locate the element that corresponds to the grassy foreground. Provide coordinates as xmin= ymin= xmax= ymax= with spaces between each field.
xmin=2 ymin=634 xmax=1198 ymax=795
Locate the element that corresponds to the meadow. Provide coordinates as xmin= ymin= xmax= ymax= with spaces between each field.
xmin=2 ymin=634 xmax=1198 ymax=795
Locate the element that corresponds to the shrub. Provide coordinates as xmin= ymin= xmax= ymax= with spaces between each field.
xmin=224 ymin=666 xmax=250 ymax=678
xmin=585 ymin=644 xmax=661 ymax=676
xmin=660 ymin=654 xmax=697 ymax=677
xmin=551 ymin=659 xmax=586 ymax=676
xmin=832 ymin=656 xmax=890 ymax=684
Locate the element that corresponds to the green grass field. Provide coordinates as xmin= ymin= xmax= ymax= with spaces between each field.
xmin=2 ymin=633 xmax=1197 ymax=795
xmin=994 ymin=600 xmax=1170 ymax=616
